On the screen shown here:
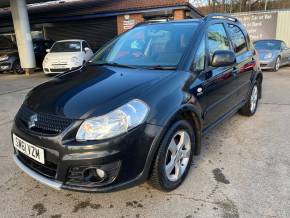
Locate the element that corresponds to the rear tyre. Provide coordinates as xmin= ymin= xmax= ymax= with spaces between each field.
xmin=273 ymin=56 xmax=281 ymax=72
xmin=12 ymin=60 xmax=24 ymax=74
xmin=239 ymin=83 xmax=259 ymax=116
xmin=149 ymin=120 xmax=195 ymax=191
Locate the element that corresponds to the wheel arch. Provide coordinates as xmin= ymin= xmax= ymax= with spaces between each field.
xmin=145 ymin=104 xmax=203 ymax=181
xmin=161 ymin=104 xmax=203 ymax=156
xmin=254 ymin=72 xmax=263 ymax=99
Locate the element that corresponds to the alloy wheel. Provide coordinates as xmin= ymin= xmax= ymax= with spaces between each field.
xmin=14 ymin=61 xmax=24 ymax=74
xmin=165 ymin=130 xmax=191 ymax=182
xmin=250 ymin=85 xmax=258 ymax=113
xmin=275 ymin=57 xmax=281 ymax=71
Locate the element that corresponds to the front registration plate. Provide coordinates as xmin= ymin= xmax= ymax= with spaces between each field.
xmin=13 ymin=134 xmax=45 ymax=164
xmin=52 ymin=65 xmax=66 ymax=69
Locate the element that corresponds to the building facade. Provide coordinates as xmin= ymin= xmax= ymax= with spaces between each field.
xmin=0 ymin=0 xmax=202 ymax=50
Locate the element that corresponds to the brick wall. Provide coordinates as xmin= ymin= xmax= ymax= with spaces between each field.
xmin=85 ymin=0 xmax=189 ymax=14
xmin=117 ymin=14 xmax=144 ymax=34
xmin=173 ymin=9 xmax=186 ymax=20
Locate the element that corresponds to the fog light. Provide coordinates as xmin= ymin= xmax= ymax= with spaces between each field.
xmin=96 ymin=169 xmax=106 ymax=178
xmin=83 ymin=167 xmax=107 ymax=183
xmin=67 ymin=161 xmax=121 ymax=187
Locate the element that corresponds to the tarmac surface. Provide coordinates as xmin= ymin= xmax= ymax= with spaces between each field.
xmin=0 ymin=68 xmax=290 ymax=218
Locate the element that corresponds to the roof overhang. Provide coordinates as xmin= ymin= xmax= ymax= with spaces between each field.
xmin=0 ymin=0 xmax=58 ymax=8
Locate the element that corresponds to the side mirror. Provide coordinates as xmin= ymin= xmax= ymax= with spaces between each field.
xmin=46 ymin=49 xmax=50 ymax=53
xmin=211 ymin=50 xmax=236 ymax=67
xmin=84 ymin=47 xmax=90 ymax=53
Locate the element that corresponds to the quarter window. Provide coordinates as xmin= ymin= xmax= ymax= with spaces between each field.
xmin=227 ymin=24 xmax=248 ymax=54
xmin=207 ymin=24 xmax=230 ymax=59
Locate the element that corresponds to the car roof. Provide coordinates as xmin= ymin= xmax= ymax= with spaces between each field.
xmin=136 ymin=15 xmax=242 ymax=28
xmin=254 ymin=39 xmax=283 ymax=43
xmin=56 ymin=39 xmax=83 ymax=42
xmin=137 ymin=19 xmax=201 ymax=27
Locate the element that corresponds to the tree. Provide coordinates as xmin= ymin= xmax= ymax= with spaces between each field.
xmin=190 ymin=0 xmax=290 ymax=14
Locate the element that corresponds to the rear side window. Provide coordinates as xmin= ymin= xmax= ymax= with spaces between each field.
xmin=207 ymin=24 xmax=230 ymax=59
xmin=227 ymin=24 xmax=248 ymax=55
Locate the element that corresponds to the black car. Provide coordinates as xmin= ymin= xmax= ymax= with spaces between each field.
xmin=0 ymin=36 xmax=53 ymax=74
xmin=12 ymin=14 xmax=263 ymax=192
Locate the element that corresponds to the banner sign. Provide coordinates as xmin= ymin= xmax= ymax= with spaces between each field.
xmin=235 ymin=12 xmax=278 ymax=41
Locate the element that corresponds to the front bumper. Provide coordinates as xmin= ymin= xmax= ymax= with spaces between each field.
xmin=260 ymin=59 xmax=276 ymax=70
xmin=0 ymin=61 xmax=12 ymax=71
xmin=13 ymin=155 xmax=62 ymax=190
xmin=12 ymin=120 xmax=163 ymax=192
xmin=43 ymin=63 xmax=81 ymax=74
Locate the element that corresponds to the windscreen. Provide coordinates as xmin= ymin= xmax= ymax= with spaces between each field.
xmin=254 ymin=40 xmax=281 ymax=50
xmin=90 ymin=22 xmax=199 ymax=68
xmin=50 ymin=41 xmax=81 ymax=52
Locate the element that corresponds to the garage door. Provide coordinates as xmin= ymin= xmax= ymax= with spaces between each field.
xmin=45 ymin=17 xmax=117 ymax=51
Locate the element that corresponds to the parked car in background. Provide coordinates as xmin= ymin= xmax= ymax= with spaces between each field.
xmin=12 ymin=14 xmax=263 ymax=192
xmin=0 ymin=36 xmax=53 ymax=74
xmin=42 ymin=39 xmax=94 ymax=75
xmin=254 ymin=39 xmax=290 ymax=71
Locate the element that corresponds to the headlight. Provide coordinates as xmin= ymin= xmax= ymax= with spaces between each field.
xmin=0 ymin=55 xmax=9 ymax=61
xmin=76 ymin=99 xmax=149 ymax=141
xmin=264 ymin=53 xmax=273 ymax=59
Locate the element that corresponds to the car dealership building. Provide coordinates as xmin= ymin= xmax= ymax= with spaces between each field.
xmin=0 ymin=0 xmax=202 ymax=52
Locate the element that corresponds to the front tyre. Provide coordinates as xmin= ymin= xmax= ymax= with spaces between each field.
xmin=239 ymin=83 xmax=259 ymax=116
xmin=273 ymin=56 xmax=281 ymax=72
xmin=12 ymin=60 xmax=24 ymax=74
xmin=149 ymin=120 xmax=195 ymax=191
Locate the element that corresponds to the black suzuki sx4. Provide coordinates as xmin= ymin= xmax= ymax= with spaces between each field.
xmin=12 ymin=14 xmax=263 ymax=192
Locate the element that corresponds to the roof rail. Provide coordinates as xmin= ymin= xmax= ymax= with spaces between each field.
xmin=204 ymin=13 xmax=238 ymax=22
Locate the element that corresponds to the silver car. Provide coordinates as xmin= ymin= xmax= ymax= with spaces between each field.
xmin=254 ymin=39 xmax=290 ymax=71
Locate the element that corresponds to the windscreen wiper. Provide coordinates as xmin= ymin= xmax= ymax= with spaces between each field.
xmin=142 ymin=65 xmax=177 ymax=70
xmin=89 ymin=62 xmax=137 ymax=69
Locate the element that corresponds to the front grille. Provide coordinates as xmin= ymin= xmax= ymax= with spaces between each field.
xmin=50 ymin=68 xmax=70 ymax=72
xmin=18 ymin=152 xmax=57 ymax=179
xmin=16 ymin=106 xmax=73 ymax=135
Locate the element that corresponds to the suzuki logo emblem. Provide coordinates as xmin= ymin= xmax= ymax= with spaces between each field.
xmin=28 ymin=114 xmax=38 ymax=129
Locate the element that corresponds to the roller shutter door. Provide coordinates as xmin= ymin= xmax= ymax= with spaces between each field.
xmin=45 ymin=17 xmax=117 ymax=51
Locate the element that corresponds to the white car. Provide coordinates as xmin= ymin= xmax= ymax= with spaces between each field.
xmin=42 ymin=39 xmax=94 ymax=75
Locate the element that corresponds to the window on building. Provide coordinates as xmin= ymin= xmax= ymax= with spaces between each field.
xmin=227 ymin=24 xmax=248 ymax=54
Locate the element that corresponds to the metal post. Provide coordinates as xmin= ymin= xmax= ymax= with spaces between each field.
xmin=10 ymin=0 xmax=36 ymax=75
xmin=265 ymin=0 xmax=268 ymax=11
